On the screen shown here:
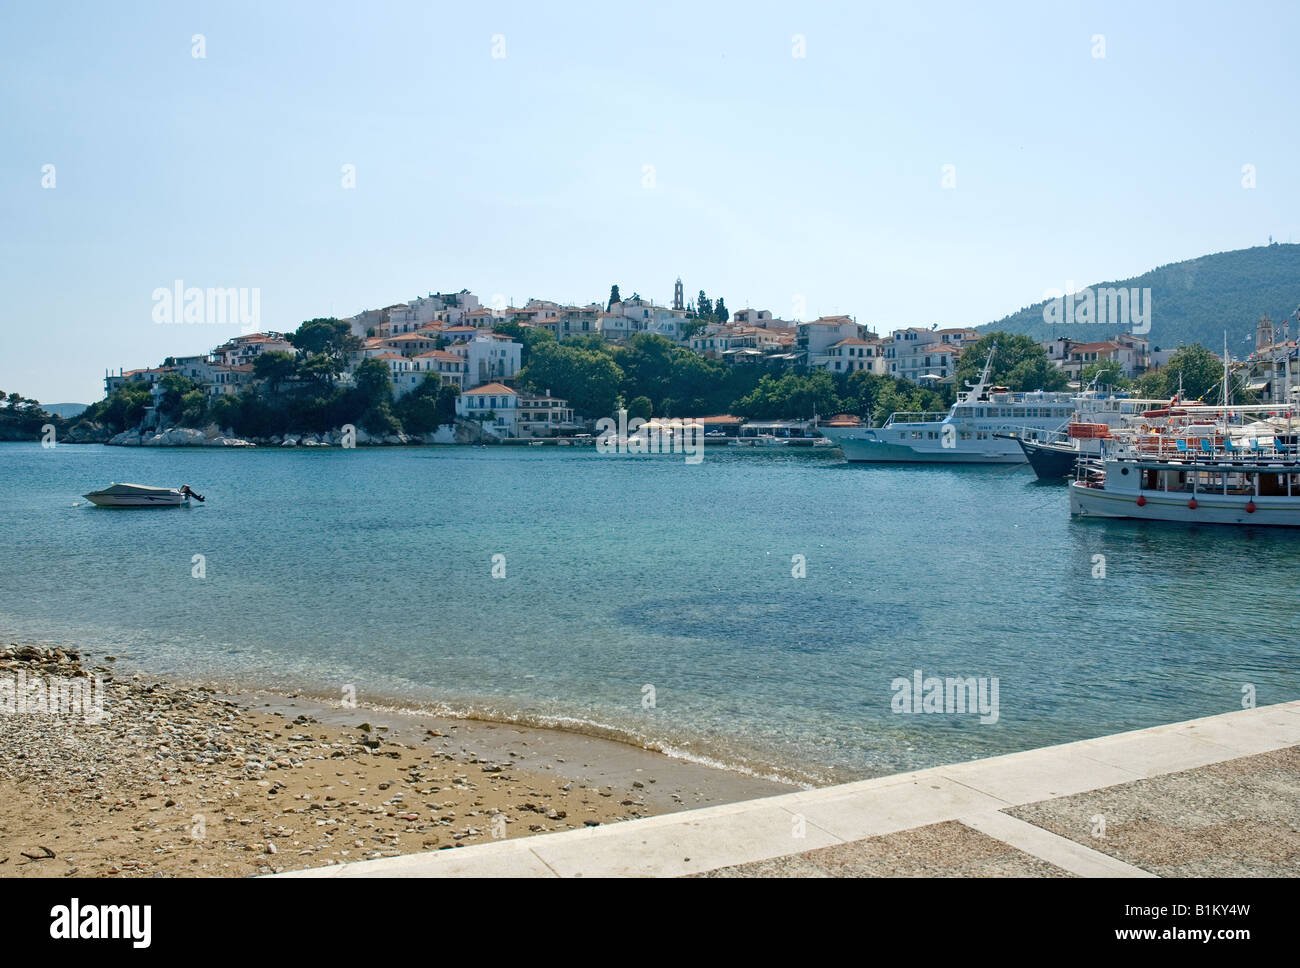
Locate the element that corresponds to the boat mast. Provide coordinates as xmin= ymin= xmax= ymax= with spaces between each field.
xmin=960 ymin=342 xmax=997 ymax=403
xmin=1222 ymin=331 xmax=1230 ymax=410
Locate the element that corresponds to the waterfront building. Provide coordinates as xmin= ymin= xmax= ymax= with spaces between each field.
xmin=456 ymin=382 xmax=520 ymax=436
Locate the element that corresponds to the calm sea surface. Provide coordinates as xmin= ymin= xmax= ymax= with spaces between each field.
xmin=2 ymin=442 xmax=1297 ymax=784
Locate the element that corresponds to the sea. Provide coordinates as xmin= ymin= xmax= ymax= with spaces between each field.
xmin=2 ymin=441 xmax=1297 ymax=785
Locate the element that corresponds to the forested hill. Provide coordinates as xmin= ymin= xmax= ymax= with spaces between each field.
xmin=978 ymin=243 xmax=1300 ymax=351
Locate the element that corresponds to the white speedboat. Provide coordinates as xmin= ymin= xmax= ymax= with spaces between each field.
xmin=83 ymin=483 xmax=203 ymax=507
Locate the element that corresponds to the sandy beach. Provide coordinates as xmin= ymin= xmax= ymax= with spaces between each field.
xmin=0 ymin=644 xmax=792 ymax=877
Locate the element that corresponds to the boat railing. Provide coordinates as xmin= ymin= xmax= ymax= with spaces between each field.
xmin=1105 ymin=433 xmax=1298 ymax=462
xmin=1010 ymin=424 xmax=1069 ymax=444
xmin=883 ymin=411 xmax=950 ymax=426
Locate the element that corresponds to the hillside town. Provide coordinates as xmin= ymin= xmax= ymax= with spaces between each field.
xmin=90 ymin=280 xmax=1300 ymax=444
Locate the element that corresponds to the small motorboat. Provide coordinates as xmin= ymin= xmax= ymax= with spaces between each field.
xmin=83 ymin=483 xmax=205 ymax=508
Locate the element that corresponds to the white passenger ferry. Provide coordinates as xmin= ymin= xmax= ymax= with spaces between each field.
xmin=818 ymin=349 xmax=1078 ymax=463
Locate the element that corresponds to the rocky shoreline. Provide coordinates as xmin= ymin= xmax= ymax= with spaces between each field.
xmin=0 ymin=645 xmax=656 ymax=876
xmin=51 ymin=422 xmax=464 ymax=447
xmin=0 ymin=644 xmax=791 ymax=877
xmin=102 ymin=425 xmax=447 ymax=448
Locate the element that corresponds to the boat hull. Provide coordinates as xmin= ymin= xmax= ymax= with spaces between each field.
xmin=1069 ymin=483 xmax=1300 ymax=527
xmin=83 ymin=484 xmax=189 ymax=507
xmin=819 ymin=426 xmax=1026 ymax=463
xmin=84 ymin=493 xmax=187 ymax=507
xmin=1016 ymin=438 xmax=1079 ymax=480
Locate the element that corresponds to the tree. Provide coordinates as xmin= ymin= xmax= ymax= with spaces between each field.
xmin=697 ymin=291 xmax=712 ymax=319
xmin=353 ymin=357 xmax=394 ymax=409
xmin=178 ymin=389 xmax=207 ymax=426
xmin=1159 ymin=344 xmax=1227 ymax=401
xmin=360 ymin=402 xmax=402 ymax=436
xmin=393 ymin=373 xmax=444 ymax=433
xmin=519 ymin=342 xmax=623 ymax=418
xmin=1080 ymin=359 xmax=1132 ymax=390
xmin=679 ymin=318 xmax=708 ymax=341
xmin=435 ymin=383 xmax=461 ymax=428
xmin=253 ymin=350 xmax=297 ymax=394
xmin=714 ymin=297 xmax=728 ymax=325
xmin=733 ymin=371 xmax=842 ymax=420
xmin=289 ymin=318 xmax=360 ymax=363
xmin=627 ymin=395 xmax=652 ymax=421
xmin=608 ymin=285 xmax=621 ymax=309
xmin=954 ymin=332 xmax=1068 ymax=392
xmin=1132 ymin=369 xmax=1167 ymax=399
xmin=297 ymin=352 xmax=344 ymax=390
xmin=155 ymin=373 xmax=204 ymax=422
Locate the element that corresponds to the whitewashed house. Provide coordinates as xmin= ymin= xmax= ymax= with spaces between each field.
xmin=411 ymin=349 xmax=468 ymax=390
xmin=457 ymin=382 xmax=520 ymax=435
xmin=450 ymin=332 xmax=522 ymax=386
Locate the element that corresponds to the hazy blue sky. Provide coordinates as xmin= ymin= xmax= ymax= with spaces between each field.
xmin=3 ymin=1 xmax=1297 ymax=402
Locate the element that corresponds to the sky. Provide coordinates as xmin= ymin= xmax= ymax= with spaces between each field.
xmin=2 ymin=0 xmax=1298 ymax=403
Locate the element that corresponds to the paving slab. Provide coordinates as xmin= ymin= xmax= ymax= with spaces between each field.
xmin=282 ymin=838 xmax=557 ymax=878
xmin=790 ymin=775 xmax=1008 ymax=842
xmin=1074 ymin=730 xmax=1245 ymax=778
xmin=698 ymin=820 xmax=1074 ymax=878
xmin=959 ymin=811 xmax=1156 ymax=878
xmin=1007 ymin=746 xmax=1300 ymax=877
xmin=937 ymin=746 xmax=1143 ymax=803
xmin=530 ymin=803 xmax=841 ymax=878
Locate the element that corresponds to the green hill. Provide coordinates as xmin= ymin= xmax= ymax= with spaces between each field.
xmin=979 ymin=243 xmax=1300 ymax=353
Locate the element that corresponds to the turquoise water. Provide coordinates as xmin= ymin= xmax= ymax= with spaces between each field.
xmin=1 ymin=442 xmax=1297 ymax=784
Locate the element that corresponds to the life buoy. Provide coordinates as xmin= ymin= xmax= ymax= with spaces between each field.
xmin=1136 ymin=495 xmax=1146 ymax=507
xmin=1246 ymin=501 xmax=1256 ymax=513
xmin=1188 ymin=498 xmax=1198 ymax=510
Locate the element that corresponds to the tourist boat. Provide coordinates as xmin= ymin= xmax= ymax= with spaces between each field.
xmin=1070 ymin=439 xmax=1300 ymax=526
xmin=817 ymin=347 xmax=1079 ymax=463
xmin=82 ymin=483 xmax=204 ymax=507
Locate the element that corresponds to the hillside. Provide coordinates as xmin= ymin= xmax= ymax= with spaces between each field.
xmin=979 ymin=243 xmax=1300 ymax=352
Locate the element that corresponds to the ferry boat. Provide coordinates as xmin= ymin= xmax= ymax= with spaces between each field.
xmin=817 ymin=348 xmax=1079 ymax=463
xmin=1070 ymin=437 xmax=1300 ymax=527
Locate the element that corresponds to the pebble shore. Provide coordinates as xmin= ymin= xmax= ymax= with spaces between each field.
xmin=0 ymin=644 xmax=668 ymax=877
